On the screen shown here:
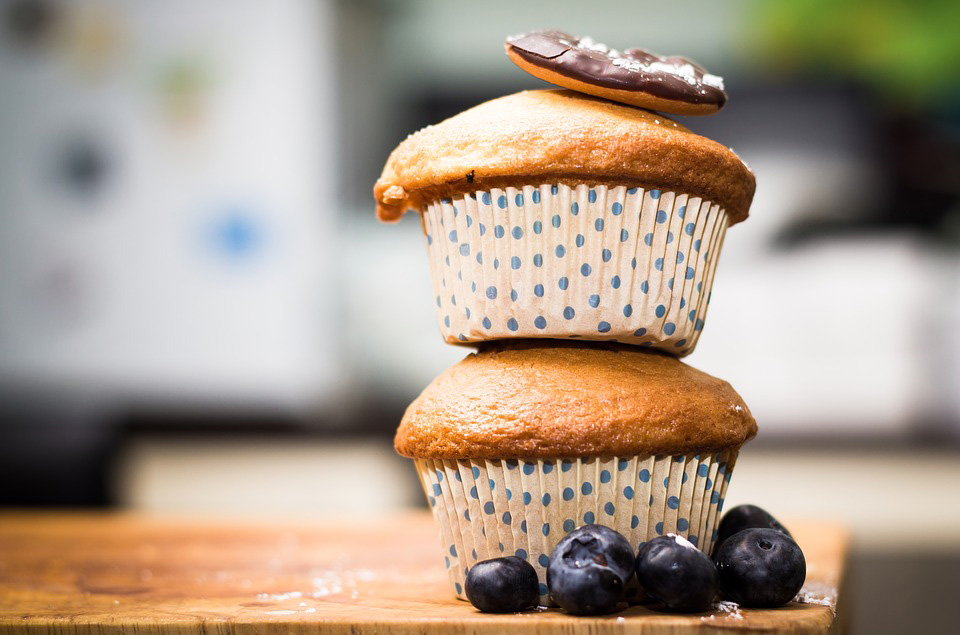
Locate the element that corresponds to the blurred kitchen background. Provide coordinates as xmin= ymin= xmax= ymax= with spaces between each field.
xmin=1 ymin=0 xmax=958 ymax=631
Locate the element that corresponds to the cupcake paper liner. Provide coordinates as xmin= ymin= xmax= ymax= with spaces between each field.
xmin=416 ymin=450 xmax=738 ymax=604
xmin=423 ymin=184 xmax=729 ymax=355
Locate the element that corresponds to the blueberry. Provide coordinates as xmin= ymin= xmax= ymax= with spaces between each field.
xmin=635 ymin=534 xmax=718 ymax=612
xmin=715 ymin=505 xmax=792 ymax=555
xmin=714 ymin=528 xmax=806 ymax=607
xmin=464 ymin=556 xmax=539 ymax=613
xmin=547 ymin=524 xmax=634 ymax=615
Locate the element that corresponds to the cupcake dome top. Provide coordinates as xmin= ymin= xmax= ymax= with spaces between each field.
xmin=374 ymin=89 xmax=755 ymax=225
xmin=395 ymin=341 xmax=756 ymax=459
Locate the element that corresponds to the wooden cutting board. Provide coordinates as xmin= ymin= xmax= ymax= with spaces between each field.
xmin=0 ymin=512 xmax=846 ymax=634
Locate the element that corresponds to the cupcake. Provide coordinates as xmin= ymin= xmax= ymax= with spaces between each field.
xmin=396 ymin=340 xmax=756 ymax=603
xmin=374 ymin=89 xmax=754 ymax=355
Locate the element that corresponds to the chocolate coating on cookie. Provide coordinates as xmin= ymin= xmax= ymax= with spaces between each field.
xmin=506 ymin=30 xmax=726 ymax=115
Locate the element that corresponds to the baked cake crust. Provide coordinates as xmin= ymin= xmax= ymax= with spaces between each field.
xmin=395 ymin=340 xmax=757 ymax=459
xmin=374 ymin=90 xmax=755 ymax=225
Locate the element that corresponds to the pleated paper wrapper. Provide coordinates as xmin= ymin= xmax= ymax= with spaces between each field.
xmin=416 ymin=451 xmax=738 ymax=605
xmin=423 ymin=184 xmax=729 ymax=356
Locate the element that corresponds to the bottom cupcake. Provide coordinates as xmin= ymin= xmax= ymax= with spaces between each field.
xmin=395 ymin=340 xmax=756 ymax=604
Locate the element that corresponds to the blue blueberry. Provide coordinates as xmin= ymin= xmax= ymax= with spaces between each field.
xmin=636 ymin=535 xmax=718 ymax=612
xmin=465 ymin=556 xmax=539 ymax=613
xmin=714 ymin=528 xmax=806 ymax=608
xmin=715 ymin=505 xmax=792 ymax=554
xmin=547 ymin=525 xmax=635 ymax=615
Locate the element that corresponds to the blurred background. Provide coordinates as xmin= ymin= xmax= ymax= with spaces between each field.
xmin=1 ymin=0 xmax=958 ymax=631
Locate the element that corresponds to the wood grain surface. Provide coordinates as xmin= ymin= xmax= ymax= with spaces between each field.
xmin=0 ymin=512 xmax=847 ymax=634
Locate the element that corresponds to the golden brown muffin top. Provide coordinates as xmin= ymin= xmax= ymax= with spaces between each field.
xmin=374 ymin=89 xmax=754 ymax=225
xmin=395 ymin=341 xmax=756 ymax=459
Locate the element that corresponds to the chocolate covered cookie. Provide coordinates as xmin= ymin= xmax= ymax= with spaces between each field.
xmin=506 ymin=30 xmax=726 ymax=115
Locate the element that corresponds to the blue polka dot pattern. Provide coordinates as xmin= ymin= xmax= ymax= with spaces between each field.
xmin=434 ymin=183 xmax=727 ymax=351
xmin=414 ymin=452 xmax=742 ymax=601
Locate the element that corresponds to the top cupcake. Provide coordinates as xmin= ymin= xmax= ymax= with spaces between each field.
xmin=374 ymin=33 xmax=755 ymax=355
xmin=375 ymin=90 xmax=754 ymax=223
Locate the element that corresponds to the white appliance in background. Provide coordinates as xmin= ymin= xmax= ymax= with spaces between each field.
xmin=0 ymin=0 xmax=338 ymax=410
xmin=687 ymin=148 xmax=955 ymax=437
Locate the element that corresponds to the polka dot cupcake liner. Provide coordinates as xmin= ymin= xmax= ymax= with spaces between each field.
xmin=423 ymin=183 xmax=728 ymax=355
xmin=416 ymin=450 xmax=738 ymax=605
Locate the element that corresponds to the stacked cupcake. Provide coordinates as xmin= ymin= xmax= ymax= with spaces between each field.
xmin=374 ymin=31 xmax=757 ymax=606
